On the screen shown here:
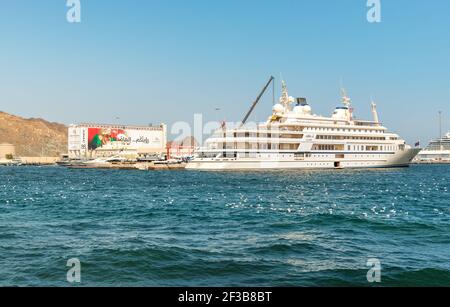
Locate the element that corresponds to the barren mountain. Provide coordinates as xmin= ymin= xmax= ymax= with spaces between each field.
xmin=0 ymin=111 xmax=67 ymax=157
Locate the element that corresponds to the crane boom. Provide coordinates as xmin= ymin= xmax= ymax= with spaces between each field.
xmin=240 ymin=76 xmax=275 ymax=127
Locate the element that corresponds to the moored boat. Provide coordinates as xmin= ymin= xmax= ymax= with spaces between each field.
xmin=187 ymin=79 xmax=420 ymax=170
xmin=415 ymin=132 xmax=450 ymax=163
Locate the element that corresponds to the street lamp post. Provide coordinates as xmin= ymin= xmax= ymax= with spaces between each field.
xmin=439 ymin=111 xmax=443 ymax=151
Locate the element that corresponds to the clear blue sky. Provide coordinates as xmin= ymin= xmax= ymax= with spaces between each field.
xmin=0 ymin=0 xmax=449 ymax=144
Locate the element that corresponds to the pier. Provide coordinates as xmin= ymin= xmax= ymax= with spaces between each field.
xmin=66 ymin=161 xmax=187 ymax=170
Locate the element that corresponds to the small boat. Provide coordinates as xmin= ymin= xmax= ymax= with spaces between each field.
xmin=66 ymin=156 xmax=136 ymax=169
xmin=154 ymin=159 xmax=183 ymax=165
xmin=0 ymin=158 xmax=23 ymax=166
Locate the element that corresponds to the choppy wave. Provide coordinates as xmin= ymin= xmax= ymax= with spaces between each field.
xmin=0 ymin=165 xmax=449 ymax=286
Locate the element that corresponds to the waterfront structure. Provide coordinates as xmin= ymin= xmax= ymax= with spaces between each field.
xmin=68 ymin=123 xmax=167 ymax=160
xmin=187 ymin=81 xmax=420 ymax=170
xmin=167 ymin=136 xmax=198 ymax=159
xmin=415 ymin=133 xmax=450 ymax=162
xmin=0 ymin=143 xmax=15 ymax=159
xmin=167 ymin=144 xmax=196 ymax=160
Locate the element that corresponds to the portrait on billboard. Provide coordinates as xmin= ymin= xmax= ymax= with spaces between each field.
xmin=88 ymin=128 xmax=127 ymax=150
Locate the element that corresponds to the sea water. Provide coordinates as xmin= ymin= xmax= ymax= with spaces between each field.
xmin=0 ymin=165 xmax=449 ymax=286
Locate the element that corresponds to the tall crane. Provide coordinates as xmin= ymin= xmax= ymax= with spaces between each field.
xmin=240 ymin=76 xmax=275 ymax=127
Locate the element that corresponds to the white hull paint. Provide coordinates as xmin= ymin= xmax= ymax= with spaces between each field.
xmin=186 ymin=149 xmax=420 ymax=170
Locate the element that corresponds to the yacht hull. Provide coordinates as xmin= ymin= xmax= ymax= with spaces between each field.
xmin=186 ymin=149 xmax=420 ymax=171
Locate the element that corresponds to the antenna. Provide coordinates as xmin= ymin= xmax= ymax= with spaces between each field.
xmin=439 ymin=111 xmax=443 ymax=150
xmin=339 ymin=78 xmax=351 ymax=107
xmin=371 ymin=96 xmax=380 ymax=124
xmin=340 ymin=88 xmax=351 ymax=107
xmin=272 ymin=76 xmax=276 ymax=105
xmin=339 ymin=78 xmax=345 ymax=97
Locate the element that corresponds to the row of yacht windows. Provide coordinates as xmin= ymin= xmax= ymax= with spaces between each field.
xmin=216 ymin=128 xmax=387 ymax=137
xmin=215 ymin=134 xmax=389 ymax=141
xmin=215 ymin=133 xmax=300 ymax=139
xmin=347 ymin=145 xmax=400 ymax=151
xmin=305 ymin=127 xmax=383 ymax=134
xmin=313 ymin=145 xmax=344 ymax=151
xmin=316 ymin=135 xmax=386 ymax=141
xmin=312 ymin=144 xmax=397 ymax=152
xmin=211 ymin=142 xmax=400 ymax=151
xmin=214 ymin=130 xmax=400 ymax=141
xmin=198 ymin=153 xmax=390 ymax=160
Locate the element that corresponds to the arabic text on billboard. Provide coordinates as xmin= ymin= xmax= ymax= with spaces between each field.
xmin=88 ymin=128 xmax=155 ymax=150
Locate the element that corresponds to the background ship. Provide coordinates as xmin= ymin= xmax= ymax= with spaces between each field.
xmin=415 ymin=111 xmax=450 ymax=163
xmin=415 ymin=132 xmax=450 ymax=163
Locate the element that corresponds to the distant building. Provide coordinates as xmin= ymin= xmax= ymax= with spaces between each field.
xmin=0 ymin=143 xmax=15 ymax=159
xmin=68 ymin=123 xmax=167 ymax=159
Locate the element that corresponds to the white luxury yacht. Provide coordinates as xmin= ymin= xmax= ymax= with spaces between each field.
xmin=186 ymin=79 xmax=420 ymax=170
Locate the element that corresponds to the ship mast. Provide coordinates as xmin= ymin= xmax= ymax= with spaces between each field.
xmin=280 ymin=80 xmax=289 ymax=109
xmin=340 ymin=87 xmax=352 ymax=121
xmin=340 ymin=88 xmax=351 ymax=108
xmin=371 ymin=99 xmax=380 ymax=124
xmin=279 ymin=80 xmax=295 ymax=112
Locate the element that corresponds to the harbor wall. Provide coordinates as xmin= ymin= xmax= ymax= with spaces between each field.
xmin=20 ymin=157 xmax=59 ymax=165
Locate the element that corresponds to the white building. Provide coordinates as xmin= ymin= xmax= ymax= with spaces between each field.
xmin=68 ymin=123 xmax=167 ymax=160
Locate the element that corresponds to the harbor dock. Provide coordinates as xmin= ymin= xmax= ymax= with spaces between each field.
xmin=66 ymin=161 xmax=187 ymax=170
xmin=0 ymin=157 xmax=60 ymax=166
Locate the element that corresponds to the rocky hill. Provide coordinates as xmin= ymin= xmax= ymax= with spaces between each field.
xmin=0 ymin=111 xmax=67 ymax=157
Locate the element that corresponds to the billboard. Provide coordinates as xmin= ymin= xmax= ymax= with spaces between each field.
xmin=68 ymin=124 xmax=166 ymax=159
xmin=87 ymin=127 xmax=163 ymax=150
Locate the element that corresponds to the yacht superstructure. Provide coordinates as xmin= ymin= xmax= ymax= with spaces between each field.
xmin=186 ymin=80 xmax=420 ymax=170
